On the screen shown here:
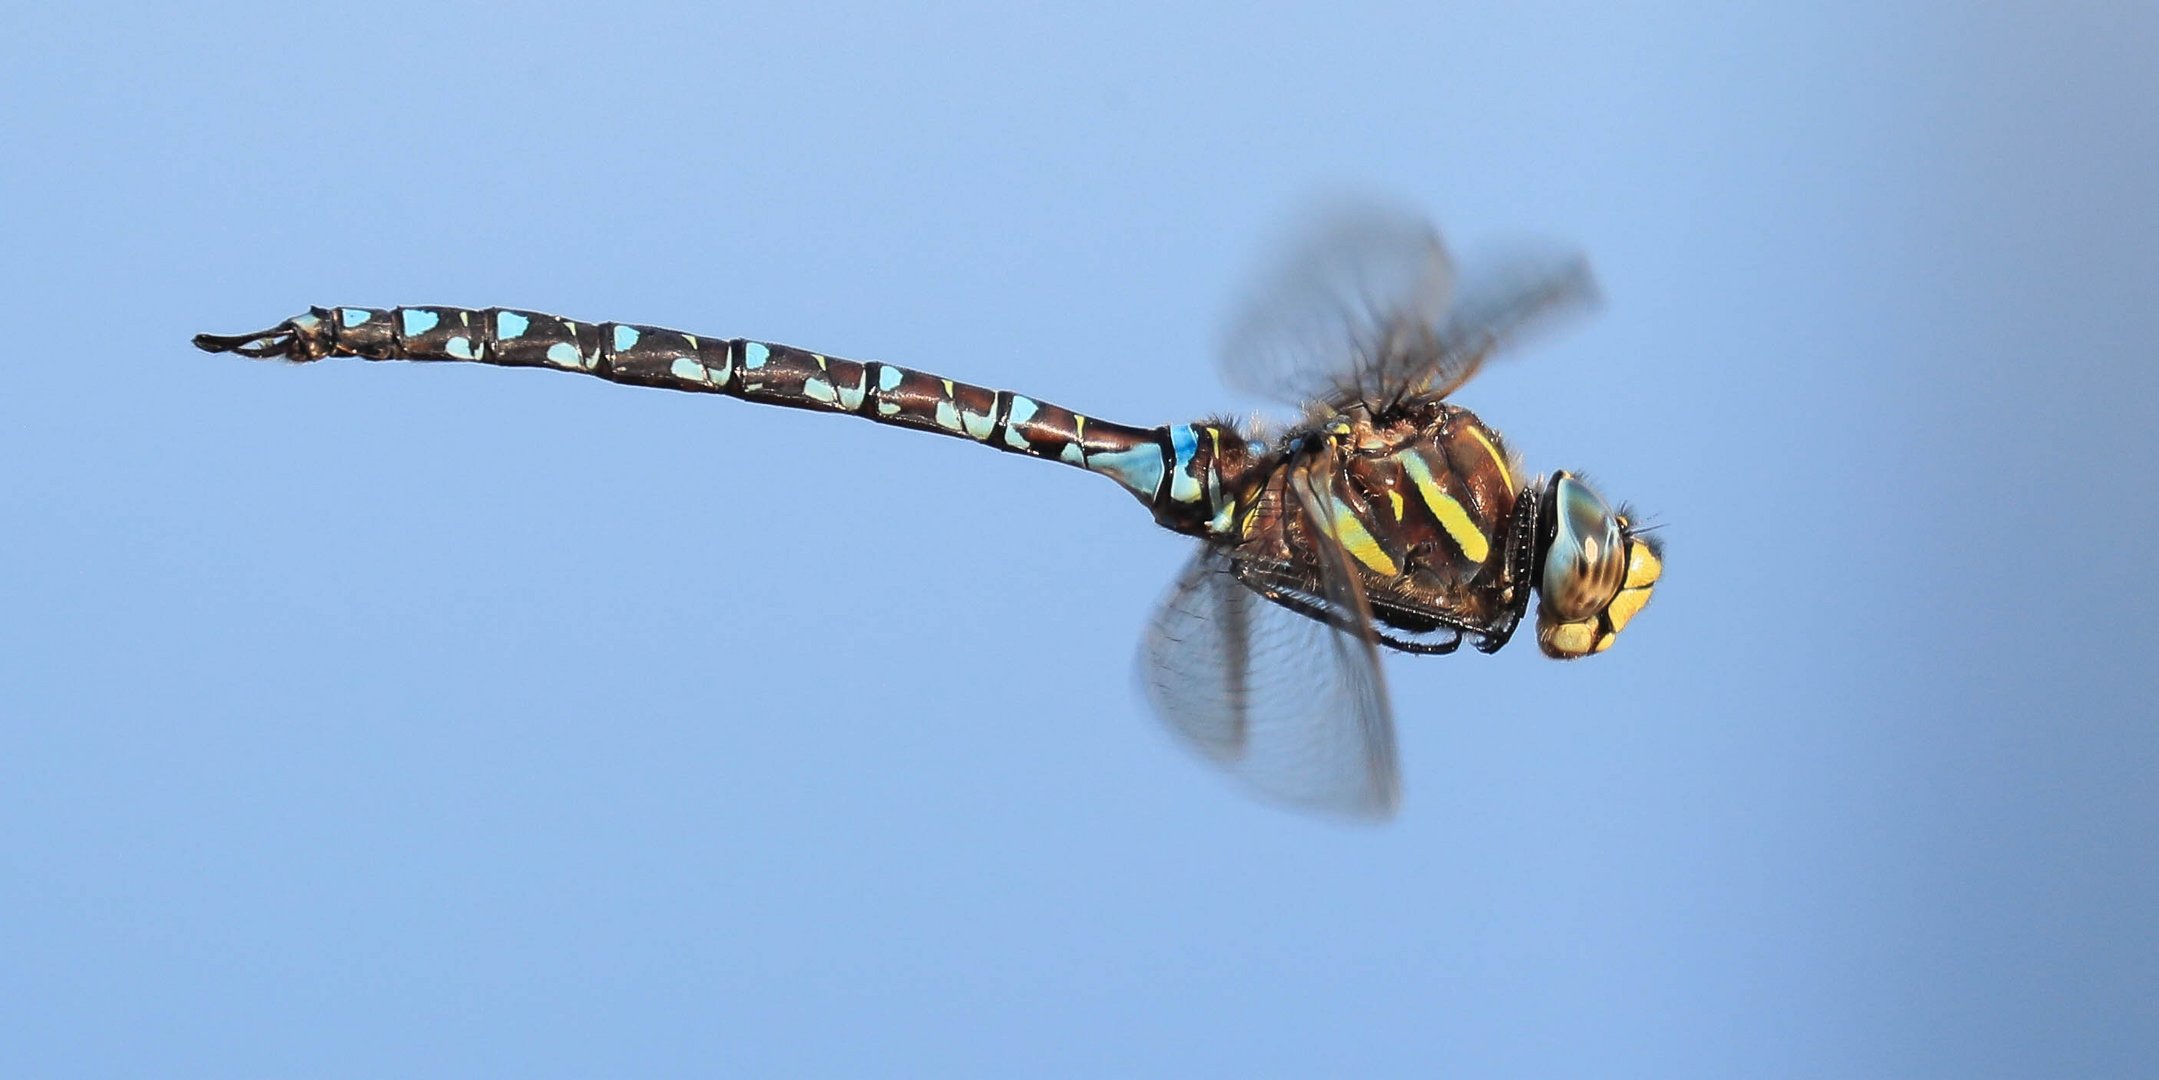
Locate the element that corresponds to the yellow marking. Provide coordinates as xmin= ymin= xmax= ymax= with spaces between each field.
xmin=1205 ymin=428 xmax=1225 ymax=517
xmin=1396 ymin=452 xmax=1490 ymax=564
xmin=941 ymin=378 xmax=954 ymax=395
xmin=1328 ymin=497 xmax=1400 ymax=577
xmin=1388 ymin=490 xmax=1404 ymax=520
xmin=1542 ymin=620 xmax=1596 ymax=657
xmin=1605 ymin=585 xmax=1652 ymax=632
xmin=1240 ymin=505 xmax=1261 ymax=538
xmin=1467 ymin=425 xmax=1513 ymax=493
xmin=1624 ymin=542 xmax=1664 ymax=589
xmin=1208 ymin=498 xmax=1237 ymax=536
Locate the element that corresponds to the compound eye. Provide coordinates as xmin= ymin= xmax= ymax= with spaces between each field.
xmin=1541 ymin=474 xmax=1626 ymax=622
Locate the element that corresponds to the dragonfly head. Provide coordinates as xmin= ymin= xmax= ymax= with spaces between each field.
xmin=1533 ymin=472 xmax=1661 ymax=659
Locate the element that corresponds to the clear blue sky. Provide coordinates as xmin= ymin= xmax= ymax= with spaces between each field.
xmin=4 ymin=3 xmax=2154 ymax=1076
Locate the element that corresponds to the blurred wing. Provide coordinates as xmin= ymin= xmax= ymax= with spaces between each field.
xmin=1140 ymin=463 xmax=1399 ymax=819
xmin=1219 ymin=201 xmax=1456 ymax=409
xmin=1412 ymin=245 xmax=1600 ymax=402
xmin=1221 ymin=204 xmax=1600 ymax=410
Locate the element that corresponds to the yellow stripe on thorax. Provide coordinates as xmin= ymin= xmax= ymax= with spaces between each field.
xmin=1466 ymin=425 xmax=1513 ymax=494
xmin=1396 ymin=452 xmax=1491 ymax=564
xmin=1327 ymin=497 xmax=1400 ymax=576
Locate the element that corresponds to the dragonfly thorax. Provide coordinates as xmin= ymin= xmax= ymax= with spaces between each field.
xmin=1223 ymin=398 xmax=1534 ymax=654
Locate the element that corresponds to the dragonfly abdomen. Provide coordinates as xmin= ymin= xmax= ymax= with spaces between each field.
xmin=193 ymin=305 xmax=1250 ymax=530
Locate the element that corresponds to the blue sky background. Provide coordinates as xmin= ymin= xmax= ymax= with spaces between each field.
xmin=4 ymin=2 xmax=2154 ymax=1076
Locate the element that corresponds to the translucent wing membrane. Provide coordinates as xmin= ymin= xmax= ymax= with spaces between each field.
xmin=1221 ymin=203 xmax=1598 ymax=412
xmin=1220 ymin=201 xmax=1456 ymax=410
xmin=1281 ymin=456 xmax=1398 ymax=812
xmin=1417 ymin=245 xmax=1599 ymax=402
xmin=1140 ymin=463 xmax=1400 ymax=819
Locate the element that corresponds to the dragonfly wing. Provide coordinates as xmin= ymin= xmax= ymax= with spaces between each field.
xmin=1412 ymin=245 xmax=1599 ymax=401
xmin=1139 ymin=464 xmax=1400 ymax=819
xmin=1281 ymin=454 xmax=1400 ymax=812
xmin=1219 ymin=199 xmax=1456 ymax=410
xmin=1221 ymin=202 xmax=1599 ymax=409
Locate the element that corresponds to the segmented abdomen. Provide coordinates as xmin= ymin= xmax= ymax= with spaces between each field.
xmin=259 ymin=305 xmax=1252 ymax=534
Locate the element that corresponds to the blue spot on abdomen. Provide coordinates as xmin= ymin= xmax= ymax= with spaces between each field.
xmin=1087 ymin=443 xmax=1166 ymax=501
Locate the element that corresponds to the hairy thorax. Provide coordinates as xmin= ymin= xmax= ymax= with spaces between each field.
xmin=1232 ymin=397 xmax=1528 ymax=640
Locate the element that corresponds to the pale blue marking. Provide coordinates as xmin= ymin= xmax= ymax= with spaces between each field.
xmin=1171 ymin=424 xmax=1199 ymax=458
xmin=934 ymin=399 xmax=962 ymax=432
xmin=399 ymin=308 xmax=440 ymax=336
xmin=802 ymin=378 xmax=838 ymax=404
xmin=544 ymin=342 xmax=581 ymax=368
xmin=837 ymin=368 xmax=867 ymax=410
xmin=340 ymin=308 xmax=371 ymax=329
xmin=612 ymin=324 xmax=640 ymax=353
xmin=291 ymin=312 xmax=323 ymax=333
xmin=875 ymin=363 xmax=900 ymax=390
xmin=961 ymin=408 xmax=995 ymax=441
xmin=670 ymin=356 xmax=710 ymax=384
xmin=744 ymin=342 xmax=770 ymax=370
xmin=1208 ymin=501 xmax=1237 ymax=536
xmin=1168 ymin=424 xmax=1203 ymax=503
xmin=1003 ymin=396 xmax=1039 ymax=450
xmin=445 ymin=336 xmax=476 ymax=360
xmin=496 ymin=311 xmax=530 ymax=340
xmin=1087 ymin=443 xmax=1166 ymax=500
xmin=1059 ymin=442 xmax=1087 ymax=466
xmin=876 ymin=400 xmax=901 ymax=416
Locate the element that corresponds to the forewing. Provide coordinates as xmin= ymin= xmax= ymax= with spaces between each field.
xmin=1219 ymin=201 xmax=1456 ymax=409
xmin=1141 ymin=547 xmax=1400 ymax=819
xmin=1411 ymin=245 xmax=1600 ymax=401
xmin=1280 ymin=455 xmax=1400 ymax=812
xmin=1221 ymin=205 xmax=1600 ymax=411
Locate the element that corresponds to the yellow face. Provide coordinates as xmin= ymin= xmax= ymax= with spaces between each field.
xmin=1534 ymin=474 xmax=1662 ymax=659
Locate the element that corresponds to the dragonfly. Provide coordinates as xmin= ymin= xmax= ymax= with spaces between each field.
xmin=193 ymin=206 xmax=1662 ymax=819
